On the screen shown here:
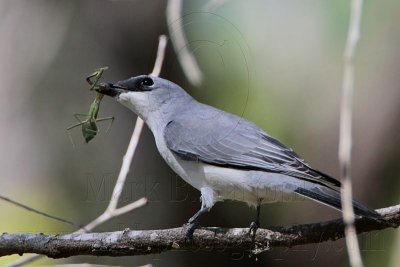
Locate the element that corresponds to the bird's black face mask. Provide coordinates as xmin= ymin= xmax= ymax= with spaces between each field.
xmin=96 ymin=76 xmax=156 ymax=97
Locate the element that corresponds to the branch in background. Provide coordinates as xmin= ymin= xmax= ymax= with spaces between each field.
xmin=0 ymin=195 xmax=82 ymax=229
xmin=7 ymin=35 xmax=168 ymax=267
xmin=167 ymin=0 xmax=203 ymax=86
xmin=338 ymin=1 xmax=364 ymax=267
xmin=1 ymin=204 xmax=398 ymax=258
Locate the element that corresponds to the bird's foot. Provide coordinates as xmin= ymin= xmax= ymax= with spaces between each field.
xmin=185 ymin=221 xmax=199 ymax=240
xmin=248 ymin=220 xmax=260 ymax=239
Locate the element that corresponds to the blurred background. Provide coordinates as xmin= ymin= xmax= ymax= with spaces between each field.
xmin=0 ymin=0 xmax=399 ymax=266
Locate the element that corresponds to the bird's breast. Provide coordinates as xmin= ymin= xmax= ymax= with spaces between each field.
xmin=154 ymin=133 xmax=205 ymax=189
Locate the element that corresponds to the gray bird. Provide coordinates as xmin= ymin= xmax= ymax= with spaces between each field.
xmin=97 ymin=75 xmax=379 ymax=237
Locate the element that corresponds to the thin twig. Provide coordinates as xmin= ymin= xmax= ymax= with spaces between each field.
xmin=7 ymin=35 xmax=168 ymax=267
xmin=0 ymin=195 xmax=82 ymax=229
xmin=167 ymin=0 xmax=203 ymax=86
xmin=339 ymin=1 xmax=364 ymax=267
xmin=76 ymin=198 xmax=147 ymax=234
xmin=151 ymin=35 xmax=168 ymax=77
xmin=1 ymin=204 xmax=399 ymax=258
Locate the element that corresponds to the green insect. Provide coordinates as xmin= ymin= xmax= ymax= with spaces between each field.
xmin=67 ymin=67 xmax=114 ymax=144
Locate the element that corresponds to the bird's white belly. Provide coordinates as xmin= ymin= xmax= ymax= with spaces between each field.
xmin=157 ymin=143 xmax=300 ymax=205
xmin=200 ymin=164 xmax=304 ymax=206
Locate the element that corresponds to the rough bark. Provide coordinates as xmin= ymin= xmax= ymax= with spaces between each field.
xmin=1 ymin=204 xmax=398 ymax=258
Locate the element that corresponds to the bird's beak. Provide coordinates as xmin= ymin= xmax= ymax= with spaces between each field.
xmin=95 ymin=82 xmax=126 ymax=97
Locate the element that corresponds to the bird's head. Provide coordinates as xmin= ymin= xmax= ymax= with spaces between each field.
xmin=97 ymin=75 xmax=191 ymax=127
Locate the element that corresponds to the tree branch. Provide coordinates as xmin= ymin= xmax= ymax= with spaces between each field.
xmin=1 ymin=204 xmax=398 ymax=258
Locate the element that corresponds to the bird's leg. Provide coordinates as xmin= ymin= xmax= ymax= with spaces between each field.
xmin=186 ymin=206 xmax=209 ymax=239
xmin=249 ymin=203 xmax=261 ymax=238
xmin=185 ymin=187 xmax=215 ymax=239
xmin=188 ymin=207 xmax=209 ymax=224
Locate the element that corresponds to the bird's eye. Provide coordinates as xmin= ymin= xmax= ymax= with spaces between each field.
xmin=141 ymin=77 xmax=154 ymax=87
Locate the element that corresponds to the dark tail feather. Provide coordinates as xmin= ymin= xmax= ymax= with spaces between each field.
xmin=294 ymin=186 xmax=380 ymax=219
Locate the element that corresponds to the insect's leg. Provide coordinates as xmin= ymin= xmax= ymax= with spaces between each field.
xmin=67 ymin=114 xmax=90 ymax=130
xmin=83 ymin=126 xmax=98 ymax=134
xmin=67 ymin=131 xmax=76 ymax=148
xmin=95 ymin=116 xmax=114 ymax=133
xmin=86 ymin=67 xmax=108 ymax=89
xmin=73 ymin=113 xmax=90 ymax=123
xmin=66 ymin=122 xmax=84 ymax=130
xmin=86 ymin=72 xmax=98 ymax=85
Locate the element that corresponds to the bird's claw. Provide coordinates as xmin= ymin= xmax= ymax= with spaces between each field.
xmin=248 ymin=220 xmax=260 ymax=238
xmin=185 ymin=222 xmax=199 ymax=240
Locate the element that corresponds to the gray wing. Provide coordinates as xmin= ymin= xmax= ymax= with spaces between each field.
xmin=164 ymin=106 xmax=383 ymax=219
xmin=164 ymin=106 xmax=341 ymax=189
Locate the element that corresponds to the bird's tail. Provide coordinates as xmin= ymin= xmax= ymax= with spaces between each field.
xmin=294 ymin=185 xmax=381 ymax=219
